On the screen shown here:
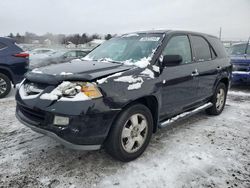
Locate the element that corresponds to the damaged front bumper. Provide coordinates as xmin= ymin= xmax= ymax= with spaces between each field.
xmin=15 ymin=92 xmax=121 ymax=150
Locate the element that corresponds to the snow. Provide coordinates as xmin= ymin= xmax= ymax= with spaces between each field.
xmin=228 ymin=90 xmax=250 ymax=97
xmin=0 ymin=88 xmax=250 ymax=187
xmin=123 ymin=57 xmax=151 ymax=68
xmin=31 ymin=68 xmax=43 ymax=74
xmin=60 ymin=72 xmax=73 ymax=76
xmin=96 ymin=72 xmax=124 ymax=84
xmin=82 ymin=55 xmax=93 ymax=61
xmin=19 ymin=84 xmax=41 ymax=100
xmin=59 ymin=92 xmax=90 ymax=102
xmin=40 ymin=93 xmax=58 ymax=101
xmin=232 ymin=71 xmax=250 ymax=75
xmin=114 ymin=75 xmax=144 ymax=90
xmin=127 ymin=83 xmax=143 ymax=90
xmin=161 ymin=103 xmax=212 ymax=126
xmin=141 ymin=68 xmax=155 ymax=79
xmin=70 ymin=59 xmax=82 ymax=63
xmin=159 ymin=55 xmax=164 ymax=62
xmin=40 ymin=81 xmax=90 ymax=101
xmin=114 ymin=75 xmax=143 ymax=83
xmin=121 ymin=33 xmax=139 ymax=37
xmin=152 ymin=65 xmax=160 ymax=73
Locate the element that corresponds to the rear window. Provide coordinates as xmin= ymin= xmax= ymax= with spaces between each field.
xmin=191 ymin=35 xmax=212 ymax=62
xmin=0 ymin=42 xmax=7 ymax=50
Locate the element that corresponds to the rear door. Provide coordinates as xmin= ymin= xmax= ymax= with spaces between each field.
xmin=190 ymin=35 xmax=218 ymax=100
xmin=159 ymin=35 xmax=199 ymax=118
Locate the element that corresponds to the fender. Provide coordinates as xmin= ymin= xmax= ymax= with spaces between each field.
xmin=213 ymin=68 xmax=231 ymax=93
xmin=0 ymin=64 xmax=14 ymax=83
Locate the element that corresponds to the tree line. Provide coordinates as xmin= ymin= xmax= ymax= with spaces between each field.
xmin=7 ymin=32 xmax=114 ymax=44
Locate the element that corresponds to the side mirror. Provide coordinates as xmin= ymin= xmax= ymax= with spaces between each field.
xmin=162 ymin=55 xmax=182 ymax=67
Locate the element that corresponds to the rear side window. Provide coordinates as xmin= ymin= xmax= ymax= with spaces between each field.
xmin=162 ymin=35 xmax=192 ymax=64
xmin=0 ymin=42 xmax=7 ymax=50
xmin=191 ymin=35 xmax=213 ymax=62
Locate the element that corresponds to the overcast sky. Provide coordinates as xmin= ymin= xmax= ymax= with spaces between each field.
xmin=1 ymin=0 xmax=249 ymax=40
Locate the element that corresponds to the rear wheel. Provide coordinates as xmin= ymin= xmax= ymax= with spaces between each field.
xmin=206 ymin=82 xmax=227 ymax=115
xmin=105 ymin=104 xmax=153 ymax=162
xmin=0 ymin=73 xmax=11 ymax=99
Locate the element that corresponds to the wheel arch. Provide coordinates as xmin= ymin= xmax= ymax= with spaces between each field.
xmin=119 ymin=95 xmax=159 ymax=133
xmin=0 ymin=66 xmax=13 ymax=83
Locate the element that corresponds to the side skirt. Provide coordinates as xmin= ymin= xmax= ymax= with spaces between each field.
xmin=159 ymin=102 xmax=213 ymax=128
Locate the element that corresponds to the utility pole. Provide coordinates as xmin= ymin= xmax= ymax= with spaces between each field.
xmin=219 ymin=27 xmax=222 ymax=40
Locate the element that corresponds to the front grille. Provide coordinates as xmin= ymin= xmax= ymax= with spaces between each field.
xmin=18 ymin=104 xmax=46 ymax=123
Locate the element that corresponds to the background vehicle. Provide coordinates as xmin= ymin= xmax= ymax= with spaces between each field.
xmin=16 ymin=30 xmax=231 ymax=161
xmin=30 ymin=49 xmax=90 ymax=69
xmin=229 ymin=41 xmax=250 ymax=85
xmin=0 ymin=37 xmax=29 ymax=98
xmin=29 ymin=48 xmax=56 ymax=55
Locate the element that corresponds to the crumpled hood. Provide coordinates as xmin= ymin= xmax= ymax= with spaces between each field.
xmin=25 ymin=60 xmax=132 ymax=85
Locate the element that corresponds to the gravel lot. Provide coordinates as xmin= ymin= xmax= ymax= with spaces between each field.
xmin=0 ymin=87 xmax=250 ymax=188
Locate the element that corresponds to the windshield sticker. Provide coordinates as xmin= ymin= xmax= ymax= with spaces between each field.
xmin=139 ymin=37 xmax=160 ymax=42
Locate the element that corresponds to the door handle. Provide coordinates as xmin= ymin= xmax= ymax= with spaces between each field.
xmin=217 ymin=66 xmax=222 ymax=71
xmin=191 ymin=69 xmax=199 ymax=77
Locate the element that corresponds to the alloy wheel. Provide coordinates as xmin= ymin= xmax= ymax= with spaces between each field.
xmin=0 ymin=78 xmax=7 ymax=95
xmin=121 ymin=113 xmax=148 ymax=153
xmin=216 ymin=88 xmax=225 ymax=111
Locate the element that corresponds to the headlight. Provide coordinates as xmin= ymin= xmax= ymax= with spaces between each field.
xmin=61 ymin=82 xmax=102 ymax=99
xmin=40 ymin=81 xmax=102 ymax=101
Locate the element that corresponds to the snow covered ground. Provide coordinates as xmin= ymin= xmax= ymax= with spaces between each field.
xmin=0 ymin=87 xmax=249 ymax=188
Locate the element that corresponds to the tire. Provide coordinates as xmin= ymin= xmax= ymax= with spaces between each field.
xmin=206 ymin=82 xmax=227 ymax=115
xmin=105 ymin=104 xmax=153 ymax=162
xmin=0 ymin=73 xmax=11 ymax=99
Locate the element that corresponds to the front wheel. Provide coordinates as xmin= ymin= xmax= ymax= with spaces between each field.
xmin=105 ymin=104 xmax=153 ymax=162
xmin=206 ymin=82 xmax=227 ymax=115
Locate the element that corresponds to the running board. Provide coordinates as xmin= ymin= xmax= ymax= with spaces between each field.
xmin=159 ymin=102 xmax=213 ymax=128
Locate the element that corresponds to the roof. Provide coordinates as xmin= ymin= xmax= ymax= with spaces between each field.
xmin=124 ymin=30 xmax=218 ymax=39
xmin=0 ymin=37 xmax=15 ymax=44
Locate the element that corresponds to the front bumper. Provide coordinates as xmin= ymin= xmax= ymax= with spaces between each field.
xmin=15 ymin=97 xmax=120 ymax=150
xmin=232 ymin=71 xmax=250 ymax=84
xmin=16 ymin=110 xmax=101 ymax=150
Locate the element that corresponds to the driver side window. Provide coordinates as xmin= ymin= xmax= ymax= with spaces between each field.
xmin=162 ymin=35 xmax=192 ymax=64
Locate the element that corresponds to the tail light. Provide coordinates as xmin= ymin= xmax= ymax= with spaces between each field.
xmin=13 ymin=52 xmax=29 ymax=58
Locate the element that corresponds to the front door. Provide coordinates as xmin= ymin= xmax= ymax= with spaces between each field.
xmin=159 ymin=35 xmax=199 ymax=119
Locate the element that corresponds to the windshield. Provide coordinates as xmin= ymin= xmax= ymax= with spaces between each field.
xmin=229 ymin=43 xmax=247 ymax=55
xmin=84 ymin=33 xmax=164 ymax=63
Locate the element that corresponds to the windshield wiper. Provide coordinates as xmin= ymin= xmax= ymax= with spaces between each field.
xmin=98 ymin=58 xmax=122 ymax=65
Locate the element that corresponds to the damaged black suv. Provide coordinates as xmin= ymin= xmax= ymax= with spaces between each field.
xmin=16 ymin=30 xmax=231 ymax=162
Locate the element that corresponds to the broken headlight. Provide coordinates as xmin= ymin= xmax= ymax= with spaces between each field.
xmin=60 ymin=81 xmax=102 ymax=99
xmin=40 ymin=81 xmax=102 ymax=101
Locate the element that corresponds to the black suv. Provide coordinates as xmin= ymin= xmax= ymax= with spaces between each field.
xmin=0 ymin=37 xmax=29 ymax=98
xmin=15 ymin=30 xmax=231 ymax=161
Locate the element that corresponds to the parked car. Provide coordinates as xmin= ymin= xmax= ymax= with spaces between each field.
xmin=15 ymin=30 xmax=231 ymax=161
xmin=30 ymin=49 xmax=90 ymax=69
xmin=229 ymin=42 xmax=250 ymax=85
xmin=0 ymin=37 xmax=29 ymax=98
xmin=29 ymin=48 xmax=56 ymax=55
